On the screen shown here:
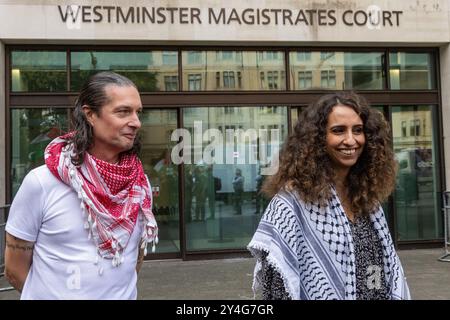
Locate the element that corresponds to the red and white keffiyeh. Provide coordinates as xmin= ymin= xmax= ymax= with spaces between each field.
xmin=45 ymin=132 xmax=158 ymax=269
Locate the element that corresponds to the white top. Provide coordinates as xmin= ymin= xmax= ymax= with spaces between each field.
xmin=6 ymin=165 xmax=143 ymax=300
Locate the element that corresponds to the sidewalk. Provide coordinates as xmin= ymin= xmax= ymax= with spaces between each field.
xmin=1 ymin=248 xmax=449 ymax=300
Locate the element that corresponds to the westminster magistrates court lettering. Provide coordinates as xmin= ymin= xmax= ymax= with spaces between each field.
xmin=58 ymin=5 xmax=403 ymax=27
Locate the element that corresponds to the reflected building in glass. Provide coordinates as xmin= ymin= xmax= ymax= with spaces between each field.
xmin=2 ymin=0 xmax=450 ymax=260
xmin=182 ymin=51 xmax=285 ymax=91
xmin=289 ymin=51 xmax=384 ymax=90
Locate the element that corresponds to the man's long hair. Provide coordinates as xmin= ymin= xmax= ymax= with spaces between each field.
xmin=263 ymin=91 xmax=397 ymax=215
xmin=70 ymin=71 xmax=142 ymax=166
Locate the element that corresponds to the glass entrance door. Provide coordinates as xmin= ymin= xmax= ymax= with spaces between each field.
xmin=140 ymin=109 xmax=180 ymax=254
xmin=391 ymin=105 xmax=442 ymax=241
xmin=182 ymin=106 xmax=288 ymax=252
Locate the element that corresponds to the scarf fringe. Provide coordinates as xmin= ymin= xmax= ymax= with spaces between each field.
xmin=45 ymin=134 xmax=159 ymax=272
xmin=248 ymin=243 xmax=295 ymax=300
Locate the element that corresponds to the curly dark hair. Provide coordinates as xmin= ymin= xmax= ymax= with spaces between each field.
xmin=70 ymin=71 xmax=141 ymax=166
xmin=263 ymin=91 xmax=397 ymax=215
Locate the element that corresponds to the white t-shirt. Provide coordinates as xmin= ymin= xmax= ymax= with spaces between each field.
xmin=6 ymin=165 xmax=143 ymax=300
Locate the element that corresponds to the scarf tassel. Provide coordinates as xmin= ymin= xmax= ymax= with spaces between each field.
xmin=112 ymin=251 xmax=122 ymax=267
xmin=152 ymin=236 xmax=159 ymax=253
xmin=44 ymin=134 xmax=159 ymax=275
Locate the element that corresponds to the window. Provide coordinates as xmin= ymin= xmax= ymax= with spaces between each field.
xmin=224 ymin=107 xmax=235 ymax=114
xmin=298 ymin=71 xmax=312 ymax=89
xmin=321 ymin=70 xmax=336 ymax=88
xmin=265 ymin=52 xmax=279 ymax=60
xmin=407 ymin=119 xmax=422 ymax=137
xmin=258 ymin=106 xmax=278 ymax=114
xmin=321 ymin=52 xmax=335 ymax=61
xmin=415 ymin=119 xmax=421 ymax=136
xmin=321 ymin=71 xmax=328 ymax=87
xmin=139 ymin=109 xmax=180 ymax=254
xmin=11 ymin=51 xmax=67 ymax=92
xmin=188 ymin=74 xmax=202 ymax=91
xmin=164 ymin=76 xmax=178 ymax=91
xmin=187 ymin=51 xmax=202 ymax=65
xmin=260 ymin=70 xmax=284 ymax=90
xmin=267 ymin=71 xmax=279 ymax=89
xmin=401 ymin=121 xmax=407 ymax=137
xmin=267 ymin=106 xmax=278 ymax=114
xmin=11 ymin=108 xmax=69 ymax=195
xmin=223 ymin=71 xmax=235 ymax=89
xmin=216 ymin=72 xmax=221 ymax=88
xmin=219 ymin=51 xmax=233 ymax=60
xmin=182 ymin=50 xmax=285 ymax=91
xmin=409 ymin=119 xmax=421 ymax=136
xmin=162 ymin=51 xmax=178 ymax=65
xmin=391 ymin=105 xmax=441 ymax=240
xmin=290 ymin=51 xmax=384 ymax=90
xmin=297 ymin=52 xmax=311 ymax=61
xmin=409 ymin=120 xmax=415 ymax=136
xmin=71 ymin=51 xmax=178 ymax=92
xmin=389 ymin=52 xmax=436 ymax=89
xmin=258 ymin=51 xmax=280 ymax=60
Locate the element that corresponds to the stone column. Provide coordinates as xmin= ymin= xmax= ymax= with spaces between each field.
xmin=440 ymin=44 xmax=450 ymax=191
xmin=0 ymin=40 xmax=5 ymax=207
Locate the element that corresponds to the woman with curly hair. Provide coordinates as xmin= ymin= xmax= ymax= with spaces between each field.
xmin=248 ymin=91 xmax=410 ymax=300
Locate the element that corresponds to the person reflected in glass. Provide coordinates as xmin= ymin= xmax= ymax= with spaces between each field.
xmin=232 ymin=168 xmax=245 ymax=215
xmin=193 ymin=164 xmax=208 ymax=221
xmin=185 ymin=165 xmax=194 ymax=223
xmin=153 ymin=149 xmax=177 ymax=222
xmin=248 ymin=92 xmax=410 ymax=300
xmin=254 ymin=167 xmax=268 ymax=215
xmin=206 ymin=165 xmax=220 ymax=220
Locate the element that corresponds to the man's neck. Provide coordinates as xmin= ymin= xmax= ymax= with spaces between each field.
xmin=88 ymin=148 xmax=120 ymax=164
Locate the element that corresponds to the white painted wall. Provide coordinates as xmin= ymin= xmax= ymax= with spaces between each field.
xmin=0 ymin=0 xmax=448 ymax=44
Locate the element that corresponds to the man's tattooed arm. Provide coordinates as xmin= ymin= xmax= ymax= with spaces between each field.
xmin=4 ymin=232 xmax=34 ymax=293
xmin=5 ymin=238 xmax=34 ymax=251
xmin=136 ymin=242 xmax=145 ymax=274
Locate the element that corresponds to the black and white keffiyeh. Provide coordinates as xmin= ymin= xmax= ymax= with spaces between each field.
xmin=248 ymin=188 xmax=411 ymax=300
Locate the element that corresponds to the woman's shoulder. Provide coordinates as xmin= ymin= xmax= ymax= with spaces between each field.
xmin=274 ymin=187 xmax=308 ymax=205
xmin=267 ymin=189 xmax=307 ymax=215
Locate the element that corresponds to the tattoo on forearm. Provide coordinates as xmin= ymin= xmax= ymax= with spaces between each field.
xmin=6 ymin=240 xmax=34 ymax=251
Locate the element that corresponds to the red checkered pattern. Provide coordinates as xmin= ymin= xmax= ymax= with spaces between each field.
xmin=44 ymin=132 xmax=158 ymax=262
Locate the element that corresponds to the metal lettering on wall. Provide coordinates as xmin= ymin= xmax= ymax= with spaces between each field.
xmin=58 ymin=5 xmax=403 ymax=28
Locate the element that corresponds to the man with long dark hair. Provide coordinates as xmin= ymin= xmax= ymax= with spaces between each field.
xmin=4 ymin=72 xmax=158 ymax=299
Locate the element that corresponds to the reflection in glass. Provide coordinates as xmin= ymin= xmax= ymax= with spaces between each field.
xmin=392 ymin=105 xmax=442 ymax=240
xmin=140 ymin=109 xmax=179 ymax=253
xmin=71 ymin=51 xmax=178 ymax=92
xmin=182 ymin=51 xmax=285 ymax=91
xmin=11 ymin=108 xmax=68 ymax=196
xmin=389 ymin=52 xmax=436 ymax=89
xmin=291 ymin=107 xmax=299 ymax=131
xmin=11 ymin=51 xmax=67 ymax=92
xmin=183 ymin=106 xmax=288 ymax=251
xmin=289 ymin=51 xmax=384 ymax=90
